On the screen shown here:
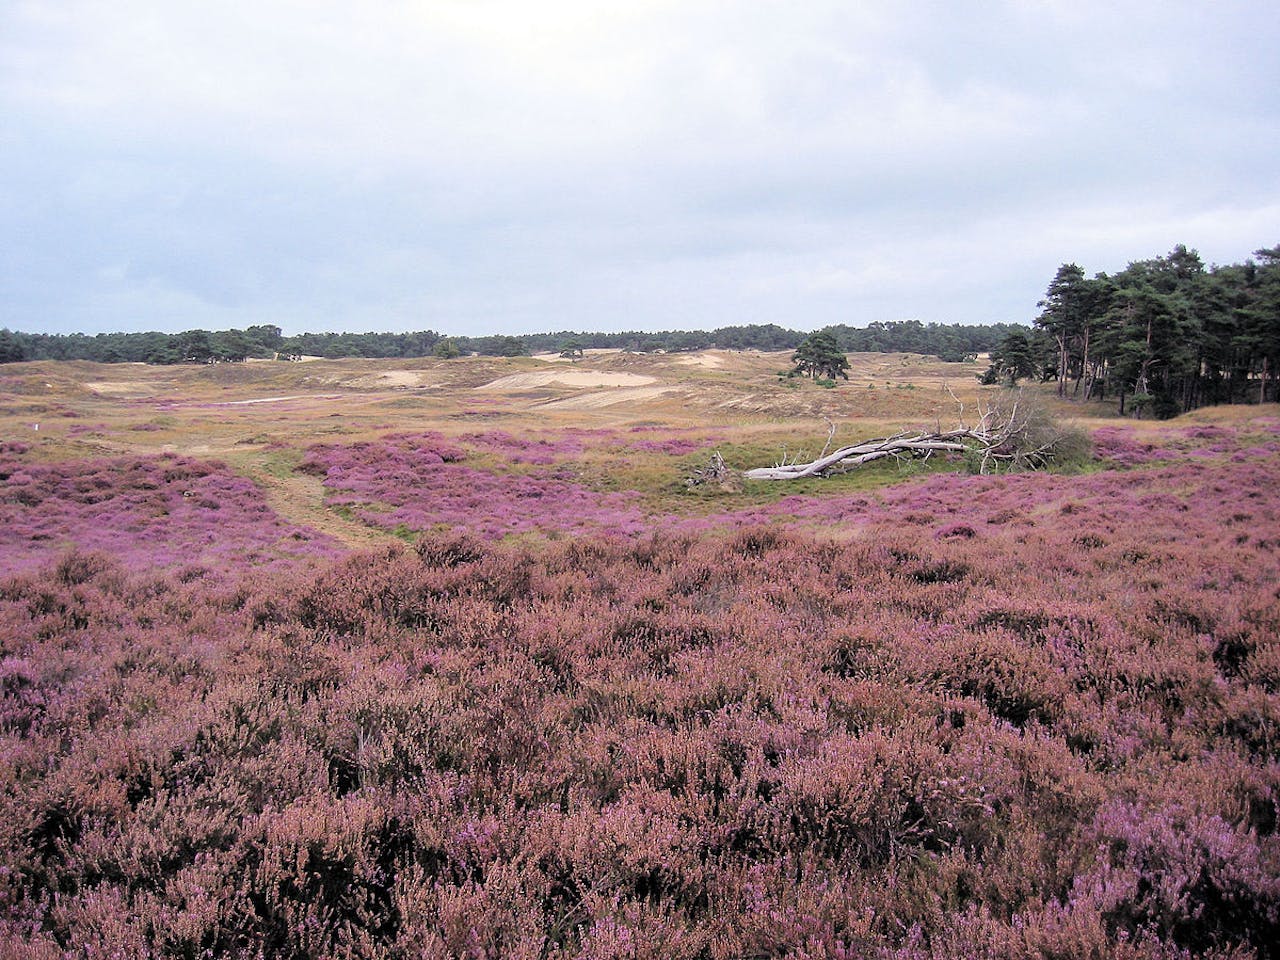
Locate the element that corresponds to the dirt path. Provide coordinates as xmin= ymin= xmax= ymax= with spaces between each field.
xmin=256 ymin=472 xmax=394 ymax=551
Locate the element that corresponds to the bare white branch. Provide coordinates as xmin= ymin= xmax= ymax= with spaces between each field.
xmin=745 ymin=392 xmax=1071 ymax=480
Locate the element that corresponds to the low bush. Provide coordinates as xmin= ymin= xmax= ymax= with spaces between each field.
xmin=1 ymin=486 xmax=1277 ymax=956
xmin=3 ymin=421 xmax=1279 ymax=956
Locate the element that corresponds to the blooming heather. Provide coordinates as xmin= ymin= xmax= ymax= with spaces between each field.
xmin=300 ymin=433 xmax=660 ymax=540
xmin=0 ymin=425 xmax=1277 ymax=957
xmin=0 ymin=451 xmax=340 ymax=577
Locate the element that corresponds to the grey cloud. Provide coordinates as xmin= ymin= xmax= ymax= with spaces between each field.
xmin=1 ymin=1 xmax=1277 ymax=336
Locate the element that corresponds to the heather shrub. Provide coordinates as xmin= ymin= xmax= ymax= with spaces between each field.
xmin=1 ymin=426 xmax=1278 ymax=957
xmin=0 ymin=453 xmax=340 ymax=577
xmin=299 ymin=433 xmax=657 ymax=541
xmin=1073 ymin=801 xmax=1280 ymax=954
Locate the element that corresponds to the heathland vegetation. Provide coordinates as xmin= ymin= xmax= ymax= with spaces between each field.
xmin=1 ymin=342 xmax=1277 ymax=958
xmin=5 ymin=241 xmax=1277 ymax=426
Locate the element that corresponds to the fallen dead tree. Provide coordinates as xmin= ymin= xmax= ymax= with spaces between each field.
xmin=744 ymin=429 xmax=975 ymax=480
xmin=744 ymin=392 xmax=1083 ymax=480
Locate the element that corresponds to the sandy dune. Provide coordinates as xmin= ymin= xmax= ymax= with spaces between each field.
xmin=675 ymin=352 xmax=726 ymax=368
xmin=476 ymin=370 xmax=657 ymax=391
xmin=344 ymin=370 xmax=440 ymax=388
xmin=536 ymin=386 xmax=680 ymax=409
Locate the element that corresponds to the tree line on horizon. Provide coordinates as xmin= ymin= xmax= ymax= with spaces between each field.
xmin=0 ymin=319 xmax=1018 ymax=366
xmin=984 ymin=244 xmax=1280 ymax=417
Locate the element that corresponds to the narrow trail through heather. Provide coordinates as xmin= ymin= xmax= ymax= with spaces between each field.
xmin=257 ymin=471 xmax=392 ymax=551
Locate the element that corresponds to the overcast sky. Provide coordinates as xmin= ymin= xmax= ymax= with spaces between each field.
xmin=2 ymin=1 xmax=1277 ymax=337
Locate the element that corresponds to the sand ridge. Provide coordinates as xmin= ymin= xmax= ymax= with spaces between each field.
xmin=475 ymin=369 xmax=658 ymax=391
xmin=536 ymin=385 xmax=681 ymax=409
xmin=344 ymin=370 xmax=441 ymax=388
xmin=675 ymin=352 xmax=726 ymax=368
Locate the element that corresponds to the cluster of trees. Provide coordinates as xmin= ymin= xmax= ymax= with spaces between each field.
xmin=824 ymin=319 xmax=1025 ymax=361
xmin=0 ymin=320 xmax=1016 ymax=366
xmin=0 ymin=325 xmax=288 ymax=365
xmin=985 ymin=244 xmax=1280 ymax=417
xmin=479 ymin=320 xmax=1016 ymax=361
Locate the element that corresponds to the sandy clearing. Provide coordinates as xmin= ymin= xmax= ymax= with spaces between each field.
xmin=85 ymin=381 xmax=155 ymax=396
xmin=220 ymin=395 xmax=320 ymax=405
xmin=537 ymin=386 xmax=680 ymax=409
xmin=345 ymin=370 xmax=439 ymax=388
xmin=476 ymin=370 xmax=657 ymax=391
xmin=162 ymin=394 xmax=347 ymax=407
xmin=675 ymin=353 xmax=725 ymax=369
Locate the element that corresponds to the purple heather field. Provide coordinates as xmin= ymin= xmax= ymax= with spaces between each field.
xmin=1 ymin=417 xmax=1278 ymax=958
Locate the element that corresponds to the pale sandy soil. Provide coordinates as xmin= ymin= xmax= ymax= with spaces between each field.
xmin=258 ymin=472 xmax=392 ymax=549
xmin=537 ymin=386 xmax=681 ymax=410
xmin=156 ymin=394 xmax=348 ymax=408
xmin=344 ymin=370 xmax=440 ymax=388
xmin=674 ymin=352 xmax=726 ymax=369
xmin=210 ymin=394 xmax=347 ymax=405
xmin=475 ymin=370 xmax=658 ymax=391
xmin=85 ymin=381 xmax=154 ymax=396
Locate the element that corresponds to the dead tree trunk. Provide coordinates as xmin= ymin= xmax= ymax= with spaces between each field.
xmin=745 ymin=394 xmax=1068 ymax=479
xmin=743 ymin=431 xmax=973 ymax=480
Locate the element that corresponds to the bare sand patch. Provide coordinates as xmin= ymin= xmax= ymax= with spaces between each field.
xmin=538 ymin=386 xmax=679 ymax=410
xmin=675 ymin=352 xmax=726 ymax=369
xmin=163 ymin=394 xmax=347 ymax=408
xmin=216 ymin=395 xmax=339 ymax=405
xmin=476 ymin=370 xmax=657 ymax=391
xmin=345 ymin=370 xmax=439 ymax=388
xmin=85 ymin=381 xmax=153 ymax=396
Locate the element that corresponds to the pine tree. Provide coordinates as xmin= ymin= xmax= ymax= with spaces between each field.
xmin=791 ymin=332 xmax=850 ymax=380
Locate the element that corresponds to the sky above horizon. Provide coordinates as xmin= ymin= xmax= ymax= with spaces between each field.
xmin=3 ymin=1 xmax=1278 ymax=338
